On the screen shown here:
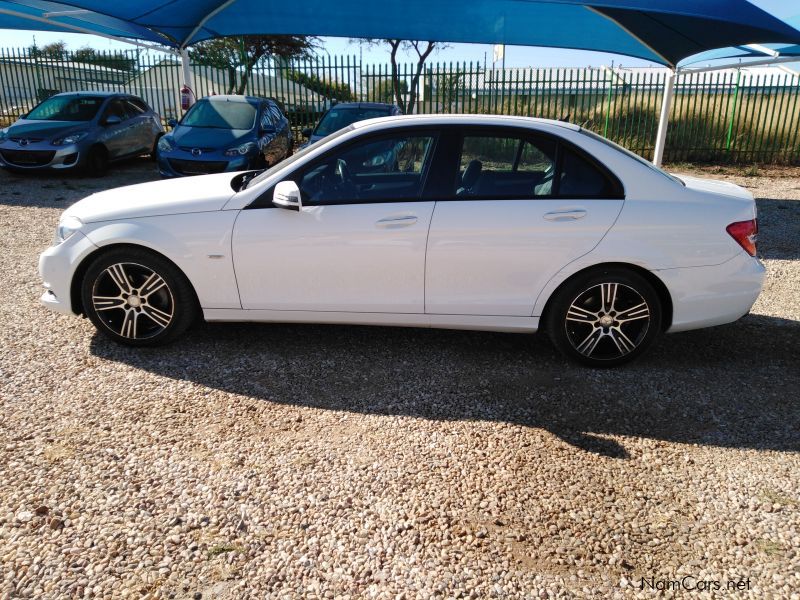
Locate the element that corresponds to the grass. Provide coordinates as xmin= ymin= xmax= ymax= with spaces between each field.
xmin=208 ymin=544 xmax=243 ymax=558
xmin=756 ymin=539 xmax=784 ymax=557
xmin=760 ymin=489 xmax=799 ymax=507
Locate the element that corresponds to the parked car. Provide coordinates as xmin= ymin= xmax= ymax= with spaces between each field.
xmin=299 ymin=102 xmax=402 ymax=149
xmin=39 ymin=115 xmax=764 ymax=367
xmin=0 ymin=91 xmax=163 ymax=175
xmin=156 ymin=95 xmax=291 ymax=177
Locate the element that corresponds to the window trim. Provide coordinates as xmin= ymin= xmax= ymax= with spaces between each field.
xmin=247 ymin=127 xmax=441 ymax=209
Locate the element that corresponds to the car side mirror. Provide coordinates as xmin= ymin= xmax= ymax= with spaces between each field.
xmin=273 ymin=180 xmax=302 ymax=211
xmin=104 ymin=115 xmax=122 ymax=126
xmin=301 ymin=127 xmax=313 ymax=138
xmin=167 ymin=118 xmax=178 ymax=128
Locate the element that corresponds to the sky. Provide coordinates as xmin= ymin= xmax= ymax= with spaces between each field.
xmin=0 ymin=0 xmax=794 ymax=69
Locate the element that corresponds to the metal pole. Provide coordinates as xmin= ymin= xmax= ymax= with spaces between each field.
xmin=180 ymin=48 xmax=194 ymax=92
xmin=653 ymin=68 xmax=676 ymax=167
xmin=725 ymin=69 xmax=742 ymax=152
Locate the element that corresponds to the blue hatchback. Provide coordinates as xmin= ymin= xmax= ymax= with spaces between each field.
xmin=299 ymin=102 xmax=402 ymax=149
xmin=156 ymin=95 xmax=292 ymax=177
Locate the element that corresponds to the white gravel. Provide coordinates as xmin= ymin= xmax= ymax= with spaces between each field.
xmin=0 ymin=160 xmax=798 ymax=599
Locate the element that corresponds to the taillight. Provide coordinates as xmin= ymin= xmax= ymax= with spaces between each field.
xmin=726 ymin=219 xmax=758 ymax=257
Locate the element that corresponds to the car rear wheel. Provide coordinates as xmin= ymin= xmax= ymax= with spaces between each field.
xmin=81 ymin=247 xmax=197 ymax=346
xmin=546 ymin=267 xmax=662 ymax=367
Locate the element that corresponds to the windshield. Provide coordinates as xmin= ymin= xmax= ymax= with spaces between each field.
xmin=182 ymin=100 xmax=257 ymax=130
xmin=314 ymin=107 xmax=391 ymax=136
xmin=26 ymin=95 xmax=104 ymax=122
xmin=244 ymin=125 xmax=356 ymax=189
xmin=578 ymin=128 xmax=685 ymax=186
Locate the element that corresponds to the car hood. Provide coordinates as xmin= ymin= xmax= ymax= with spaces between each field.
xmin=6 ymin=119 xmax=89 ymax=140
xmin=169 ymin=125 xmax=253 ymax=149
xmin=673 ymin=174 xmax=754 ymax=201
xmin=65 ymin=172 xmax=238 ymax=223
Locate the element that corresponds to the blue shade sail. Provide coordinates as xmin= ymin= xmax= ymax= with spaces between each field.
xmin=0 ymin=0 xmax=799 ymax=66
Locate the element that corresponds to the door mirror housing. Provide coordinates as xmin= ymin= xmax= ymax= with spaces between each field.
xmin=273 ymin=180 xmax=302 ymax=211
xmin=301 ymin=127 xmax=313 ymax=138
xmin=103 ymin=115 xmax=122 ymax=126
xmin=167 ymin=118 xmax=178 ymax=128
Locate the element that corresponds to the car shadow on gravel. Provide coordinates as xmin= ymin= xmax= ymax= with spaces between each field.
xmin=89 ymin=312 xmax=800 ymax=459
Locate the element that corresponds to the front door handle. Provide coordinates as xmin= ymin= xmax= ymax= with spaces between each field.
xmin=376 ymin=215 xmax=418 ymax=228
xmin=543 ymin=209 xmax=587 ymax=222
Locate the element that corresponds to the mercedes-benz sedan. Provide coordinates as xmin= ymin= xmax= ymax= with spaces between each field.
xmin=39 ymin=115 xmax=764 ymax=366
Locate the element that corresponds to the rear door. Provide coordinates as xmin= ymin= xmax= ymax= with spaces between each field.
xmin=425 ymin=128 xmax=625 ymax=316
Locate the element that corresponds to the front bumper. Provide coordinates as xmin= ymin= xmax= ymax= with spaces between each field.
xmin=157 ymin=151 xmax=256 ymax=178
xmin=0 ymin=142 xmax=82 ymax=170
xmin=658 ymin=252 xmax=767 ymax=333
xmin=38 ymin=231 xmax=99 ymax=315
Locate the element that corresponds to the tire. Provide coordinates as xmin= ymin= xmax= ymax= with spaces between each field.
xmin=85 ymin=145 xmax=108 ymax=176
xmin=545 ymin=267 xmax=662 ymax=367
xmin=150 ymin=134 xmax=163 ymax=161
xmin=81 ymin=247 xmax=198 ymax=346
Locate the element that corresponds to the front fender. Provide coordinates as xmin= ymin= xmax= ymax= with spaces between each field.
xmin=82 ymin=211 xmax=241 ymax=309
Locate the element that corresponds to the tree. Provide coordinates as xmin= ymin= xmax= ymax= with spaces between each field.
xmin=436 ymin=71 xmax=465 ymax=113
xmin=356 ymin=39 xmax=443 ymax=113
xmin=29 ymin=41 xmax=67 ymax=59
xmin=190 ymin=35 xmax=319 ymax=94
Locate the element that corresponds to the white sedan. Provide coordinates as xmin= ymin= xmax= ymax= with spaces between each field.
xmin=39 ymin=115 xmax=764 ymax=366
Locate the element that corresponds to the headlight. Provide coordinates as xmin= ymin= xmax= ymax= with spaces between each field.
xmin=52 ymin=131 xmax=88 ymax=146
xmin=157 ymin=136 xmax=175 ymax=152
xmin=0 ymin=128 xmax=8 ymax=142
xmin=55 ymin=215 xmax=83 ymax=244
xmin=224 ymin=142 xmax=257 ymax=157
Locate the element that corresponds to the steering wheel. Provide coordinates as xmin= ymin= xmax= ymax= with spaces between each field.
xmin=335 ymin=159 xmax=353 ymax=184
xmin=332 ymin=159 xmax=357 ymax=200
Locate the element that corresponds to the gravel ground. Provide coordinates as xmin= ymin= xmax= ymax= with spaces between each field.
xmin=0 ymin=160 xmax=798 ymax=599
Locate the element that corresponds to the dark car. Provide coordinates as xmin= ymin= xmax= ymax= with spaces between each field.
xmin=299 ymin=102 xmax=402 ymax=149
xmin=156 ymin=95 xmax=292 ymax=177
xmin=0 ymin=91 xmax=164 ymax=175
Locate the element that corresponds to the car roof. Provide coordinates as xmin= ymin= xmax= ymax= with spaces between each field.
xmin=202 ymin=94 xmax=261 ymax=105
xmin=349 ymin=114 xmax=581 ymax=132
xmin=52 ymin=91 xmax=124 ymax=98
xmin=330 ymin=102 xmax=398 ymax=111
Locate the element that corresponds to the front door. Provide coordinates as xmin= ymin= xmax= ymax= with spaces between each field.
xmin=425 ymin=130 xmax=625 ymax=316
xmin=232 ymin=132 xmax=438 ymax=313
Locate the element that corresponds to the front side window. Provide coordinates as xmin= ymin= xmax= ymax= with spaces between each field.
xmin=298 ymin=134 xmax=435 ymax=205
xmin=182 ymin=100 xmax=256 ymax=130
xmin=26 ymin=95 xmax=104 ymax=122
xmin=102 ymin=99 xmax=129 ymax=123
xmin=457 ymin=135 xmax=557 ymax=198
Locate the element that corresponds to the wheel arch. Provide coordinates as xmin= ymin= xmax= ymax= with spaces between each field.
xmin=539 ymin=262 xmax=673 ymax=332
xmin=70 ymin=242 xmax=201 ymax=317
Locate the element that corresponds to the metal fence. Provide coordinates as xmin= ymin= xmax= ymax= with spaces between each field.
xmin=2 ymin=46 xmax=799 ymax=164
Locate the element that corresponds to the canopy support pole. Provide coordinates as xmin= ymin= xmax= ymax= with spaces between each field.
xmin=180 ymin=48 xmax=194 ymax=92
xmin=653 ymin=68 xmax=676 ymax=167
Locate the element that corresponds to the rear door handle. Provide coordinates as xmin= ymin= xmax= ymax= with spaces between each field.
xmin=376 ymin=215 xmax=418 ymax=228
xmin=544 ymin=209 xmax=587 ymax=221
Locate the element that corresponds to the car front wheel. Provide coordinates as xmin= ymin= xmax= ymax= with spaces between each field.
xmin=546 ymin=267 xmax=662 ymax=367
xmin=81 ymin=248 xmax=197 ymax=346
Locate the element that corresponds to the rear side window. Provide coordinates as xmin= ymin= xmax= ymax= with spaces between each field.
xmin=124 ymin=98 xmax=145 ymax=117
xmin=452 ymin=131 xmax=622 ymax=199
xmin=457 ymin=135 xmax=557 ymax=198
xmin=559 ymin=147 xmax=615 ymax=197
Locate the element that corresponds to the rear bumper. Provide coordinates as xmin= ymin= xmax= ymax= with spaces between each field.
xmin=658 ymin=252 xmax=766 ymax=333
